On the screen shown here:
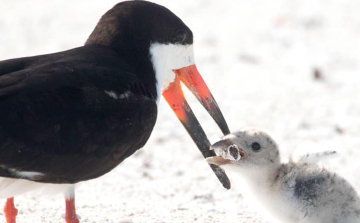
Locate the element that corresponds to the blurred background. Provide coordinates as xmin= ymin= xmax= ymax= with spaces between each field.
xmin=1 ymin=0 xmax=360 ymax=222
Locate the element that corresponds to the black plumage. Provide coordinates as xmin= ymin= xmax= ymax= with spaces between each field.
xmin=0 ymin=45 xmax=157 ymax=183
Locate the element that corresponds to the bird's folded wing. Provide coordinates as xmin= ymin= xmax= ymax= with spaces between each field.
xmin=0 ymin=46 xmax=158 ymax=184
xmin=291 ymin=151 xmax=337 ymax=165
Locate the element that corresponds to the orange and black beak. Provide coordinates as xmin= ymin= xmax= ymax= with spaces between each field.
xmin=162 ymin=64 xmax=231 ymax=189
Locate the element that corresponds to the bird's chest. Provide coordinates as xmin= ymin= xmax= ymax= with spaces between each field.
xmin=241 ymin=175 xmax=303 ymax=223
xmin=268 ymin=175 xmax=313 ymax=222
xmin=80 ymin=95 xmax=158 ymax=158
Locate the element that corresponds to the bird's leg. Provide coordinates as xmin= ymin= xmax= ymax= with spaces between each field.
xmin=64 ymin=185 xmax=79 ymax=223
xmin=3 ymin=197 xmax=18 ymax=223
xmin=65 ymin=198 xmax=79 ymax=223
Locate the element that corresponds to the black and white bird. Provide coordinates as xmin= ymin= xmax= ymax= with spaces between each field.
xmin=0 ymin=1 xmax=231 ymax=223
xmin=207 ymin=129 xmax=360 ymax=223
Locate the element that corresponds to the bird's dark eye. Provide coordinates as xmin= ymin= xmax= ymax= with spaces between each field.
xmin=174 ymin=30 xmax=187 ymax=44
xmin=251 ymin=142 xmax=261 ymax=152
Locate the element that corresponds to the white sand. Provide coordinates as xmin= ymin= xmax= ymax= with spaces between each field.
xmin=1 ymin=0 xmax=360 ymax=222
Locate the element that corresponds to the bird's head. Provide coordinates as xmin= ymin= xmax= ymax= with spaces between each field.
xmin=86 ymin=1 xmax=230 ymax=188
xmin=86 ymin=1 xmax=228 ymax=134
xmin=207 ymin=130 xmax=280 ymax=173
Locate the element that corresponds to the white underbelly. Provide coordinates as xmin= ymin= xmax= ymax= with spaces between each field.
xmin=0 ymin=177 xmax=73 ymax=198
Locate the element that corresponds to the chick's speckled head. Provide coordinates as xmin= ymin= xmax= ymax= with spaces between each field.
xmin=207 ymin=129 xmax=280 ymax=169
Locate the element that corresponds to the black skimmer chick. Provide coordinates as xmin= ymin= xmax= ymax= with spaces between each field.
xmin=0 ymin=1 xmax=231 ymax=222
xmin=207 ymin=130 xmax=360 ymax=223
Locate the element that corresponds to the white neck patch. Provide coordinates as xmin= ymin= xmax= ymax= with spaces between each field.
xmin=149 ymin=43 xmax=195 ymax=104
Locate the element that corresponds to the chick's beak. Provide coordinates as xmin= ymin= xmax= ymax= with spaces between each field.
xmin=206 ymin=156 xmax=232 ymax=166
xmin=205 ymin=149 xmax=247 ymax=166
xmin=206 ymin=141 xmax=247 ymax=166
xmin=162 ymin=64 xmax=231 ymax=189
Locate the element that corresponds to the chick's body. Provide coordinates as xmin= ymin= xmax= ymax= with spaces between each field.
xmin=207 ymin=130 xmax=360 ymax=223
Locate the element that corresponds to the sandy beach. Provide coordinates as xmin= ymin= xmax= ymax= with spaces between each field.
xmin=1 ymin=0 xmax=360 ymax=222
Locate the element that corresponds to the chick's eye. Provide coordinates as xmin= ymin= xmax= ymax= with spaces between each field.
xmin=174 ymin=30 xmax=187 ymax=44
xmin=251 ymin=142 xmax=261 ymax=151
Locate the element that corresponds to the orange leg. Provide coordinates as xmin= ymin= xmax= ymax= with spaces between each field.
xmin=3 ymin=197 xmax=18 ymax=223
xmin=65 ymin=198 xmax=79 ymax=223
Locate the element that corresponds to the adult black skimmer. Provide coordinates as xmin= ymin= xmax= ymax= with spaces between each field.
xmin=0 ymin=1 xmax=230 ymax=223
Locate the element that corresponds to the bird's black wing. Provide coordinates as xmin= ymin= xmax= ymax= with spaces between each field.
xmin=0 ymin=46 xmax=158 ymax=183
xmin=0 ymin=56 xmax=32 ymax=77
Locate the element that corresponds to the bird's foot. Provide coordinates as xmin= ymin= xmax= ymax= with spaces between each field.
xmin=65 ymin=198 xmax=80 ymax=223
xmin=62 ymin=213 xmax=81 ymax=223
xmin=3 ymin=197 xmax=18 ymax=223
xmin=65 ymin=214 xmax=80 ymax=223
